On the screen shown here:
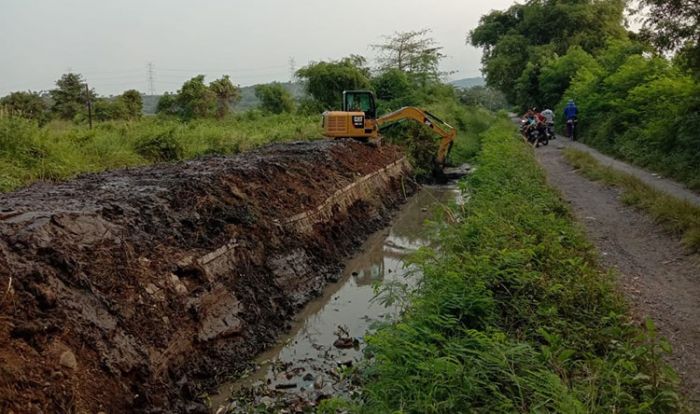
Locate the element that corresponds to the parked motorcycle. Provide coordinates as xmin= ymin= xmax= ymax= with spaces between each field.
xmin=521 ymin=119 xmax=549 ymax=147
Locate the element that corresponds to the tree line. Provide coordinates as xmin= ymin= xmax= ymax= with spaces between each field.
xmin=0 ymin=73 xmax=143 ymax=124
xmin=470 ymin=0 xmax=700 ymax=189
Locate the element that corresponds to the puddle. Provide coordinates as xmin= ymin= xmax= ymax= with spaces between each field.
xmin=210 ymin=185 xmax=461 ymax=412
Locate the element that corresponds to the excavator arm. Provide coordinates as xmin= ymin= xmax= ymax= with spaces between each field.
xmin=376 ymin=107 xmax=456 ymax=166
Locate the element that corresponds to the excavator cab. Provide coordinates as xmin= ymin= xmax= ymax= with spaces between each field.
xmin=342 ymin=90 xmax=377 ymax=119
xmin=322 ymin=90 xmax=379 ymax=141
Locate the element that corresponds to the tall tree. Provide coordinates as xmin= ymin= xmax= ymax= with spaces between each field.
xmin=296 ymin=57 xmax=371 ymax=109
xmin=176 ymin=75 xmax=216 ymax=119
xmin=119 ymin=89 xmax=143 ymax=119
xmin=372 ymin=29 xmax=445 ymax=83
xmin=469 ymin=0 xmax=627 ymax=106
xmin=209 ymin=75 xmax=241 ymax=118
xmin=255 ymin=82 xmax=295 ymax=114
xmin=49 ymin=73 xmax=95 ymax=120
xmin=156 ymin=92 xmax=179 ymax=116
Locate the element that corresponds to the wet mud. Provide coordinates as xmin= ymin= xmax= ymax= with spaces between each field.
xmin=0 ymin=140 xmax=416 ymax=413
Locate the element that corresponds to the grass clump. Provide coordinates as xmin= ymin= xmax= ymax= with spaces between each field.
xmin=564 ymin=148 xmax=700 ymax=252
xmin=352 ymin=118 xmax=684 ymax=413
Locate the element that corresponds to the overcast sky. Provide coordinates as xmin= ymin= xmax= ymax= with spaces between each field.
xmin=0 ymin=0 xmax=518 ymax=96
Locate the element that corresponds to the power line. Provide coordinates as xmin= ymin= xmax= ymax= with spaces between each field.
xmin=157 ymin=64 xmax=287 ymax=73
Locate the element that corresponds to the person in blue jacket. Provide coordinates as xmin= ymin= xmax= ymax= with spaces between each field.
xmin=563 ymin=99 xmax=578 ymax=140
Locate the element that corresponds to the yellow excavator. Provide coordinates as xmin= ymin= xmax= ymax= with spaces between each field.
xmin=322 ymin=90 xmax=456 ymax=167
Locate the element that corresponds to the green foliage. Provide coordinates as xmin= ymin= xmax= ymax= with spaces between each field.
xmin=0 ymin=113 xmax=322 ymax=192
xmin=177 ymin=75 xmax=217 ymax=119
xmin=425 ymin=99 xmax=497 ymax=163
xmin=469 ymin=0 xmax=627 ymax=105
xmin=134 ymin=129 xmax=183 ymax=162
xmin=156 ymin=92 xmax=179 ymax=116
xmin=254 ymin=82 xmax=295 ymax=114
xmin=209 ymin=75 xmax=241 ymax=119
xmin=565 ymin=148 xmax=700 ymax=252
xmin=371 ymin=68 xmax=414 ymax=106
xmin=50 ymin=73 xmax=96 ymax=120
xmin=119 ymin=89 xmax=143 ymax=120
xmin=295 ymin=96 xmax=325 ymax=116
xmin=0 ymin=91 xmax=48 ymax=122
xmin=295 ymin=57 xmax=371 ymax=109
xmin=92 ymin=90 xmax=143 ymax=122
xmin=356 ymin=120 xmax=683 ymax=413
xmin=472 ymin=33 xmax=530 ymax=103
xmin=93 ymin=98 xmax=126 ymax=122
xmin=153 ymin=75 xmax=241 ymax=120
xmin=538 ymin=46 xmax=598 ymax=107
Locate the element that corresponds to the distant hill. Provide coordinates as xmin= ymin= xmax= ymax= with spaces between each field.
xmin=141 ymin=82 xmax=305 ymax=115
xmin=449 ymin=77 xmax=486 ymax=89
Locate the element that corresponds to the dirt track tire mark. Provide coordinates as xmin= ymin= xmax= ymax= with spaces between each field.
xmin=535 ymin=143 xmax=700 ymax=409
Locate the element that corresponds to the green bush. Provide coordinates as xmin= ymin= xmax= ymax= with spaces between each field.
xmin=134 ymin=129 xmax=183 ymax=162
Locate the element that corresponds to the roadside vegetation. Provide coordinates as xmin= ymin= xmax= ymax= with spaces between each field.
xmin=470 ymin=0 xmax=700 ymax=190
xmin=565 ymin=148 xmax=700 ymax=252
xmin=322 ymin=118 xmax=684 ymax=413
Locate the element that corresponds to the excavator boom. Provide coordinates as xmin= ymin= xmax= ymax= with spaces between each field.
xmin=376 ymin=106 xmax=456 ymax=166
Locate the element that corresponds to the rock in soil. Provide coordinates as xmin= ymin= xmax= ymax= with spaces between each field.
xmin=0 ymin=140 xmax=416 ymax=413
xmin=59 ymin=350 xmax=77 ymax=370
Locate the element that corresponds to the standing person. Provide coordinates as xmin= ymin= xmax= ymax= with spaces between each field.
xmin=564 ymin=100 xmax=578 ymax=140
xmin=541 ymin=108 xmax=555 ymax=140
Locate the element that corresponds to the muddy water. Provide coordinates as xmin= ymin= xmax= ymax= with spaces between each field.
xmin=211 ymin=185 xmax=461 ymax=412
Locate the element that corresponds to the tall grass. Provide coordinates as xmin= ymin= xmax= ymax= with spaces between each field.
xmin=0 ymin=113 xmax=321 ymax=192
xmin=564 ymin=148 xmax=700 ymax=252
xmin=325 ymin=117 xmax=684 ymax=413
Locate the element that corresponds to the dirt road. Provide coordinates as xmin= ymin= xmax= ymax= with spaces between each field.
xmin=535 ymin=141 xmax=700 ymax=408
xmin=0 ymin=140 xmax=415 ymax=413
xmin=563 ymin=140 xmax=700 ymax=206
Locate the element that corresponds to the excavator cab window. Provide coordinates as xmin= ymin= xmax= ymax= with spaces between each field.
xmin=343 ymin=91 xmax=377 ymax=119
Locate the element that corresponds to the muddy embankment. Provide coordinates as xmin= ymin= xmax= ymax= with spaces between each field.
xmin=0 ymin=140 xmax=416 ymax=413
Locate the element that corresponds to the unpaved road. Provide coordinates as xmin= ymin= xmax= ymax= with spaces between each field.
xmin=563 ymin=140 xmax=700 ymax=206
xmin=535 ymin=141 xmax=700 ymax=408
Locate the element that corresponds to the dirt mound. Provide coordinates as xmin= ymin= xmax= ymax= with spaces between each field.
xmin=0 ymin=140 xmax=416 ymax=413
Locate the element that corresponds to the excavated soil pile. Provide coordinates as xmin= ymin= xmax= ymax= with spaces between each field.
xmin=0 ymin=140 xmax=415 ymax=413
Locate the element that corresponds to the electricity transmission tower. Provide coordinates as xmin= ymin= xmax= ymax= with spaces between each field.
xmin=289 ymin=57 xmax=296 ymax=83
xmin=147 ymin=63 xmax=155 ymax=95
